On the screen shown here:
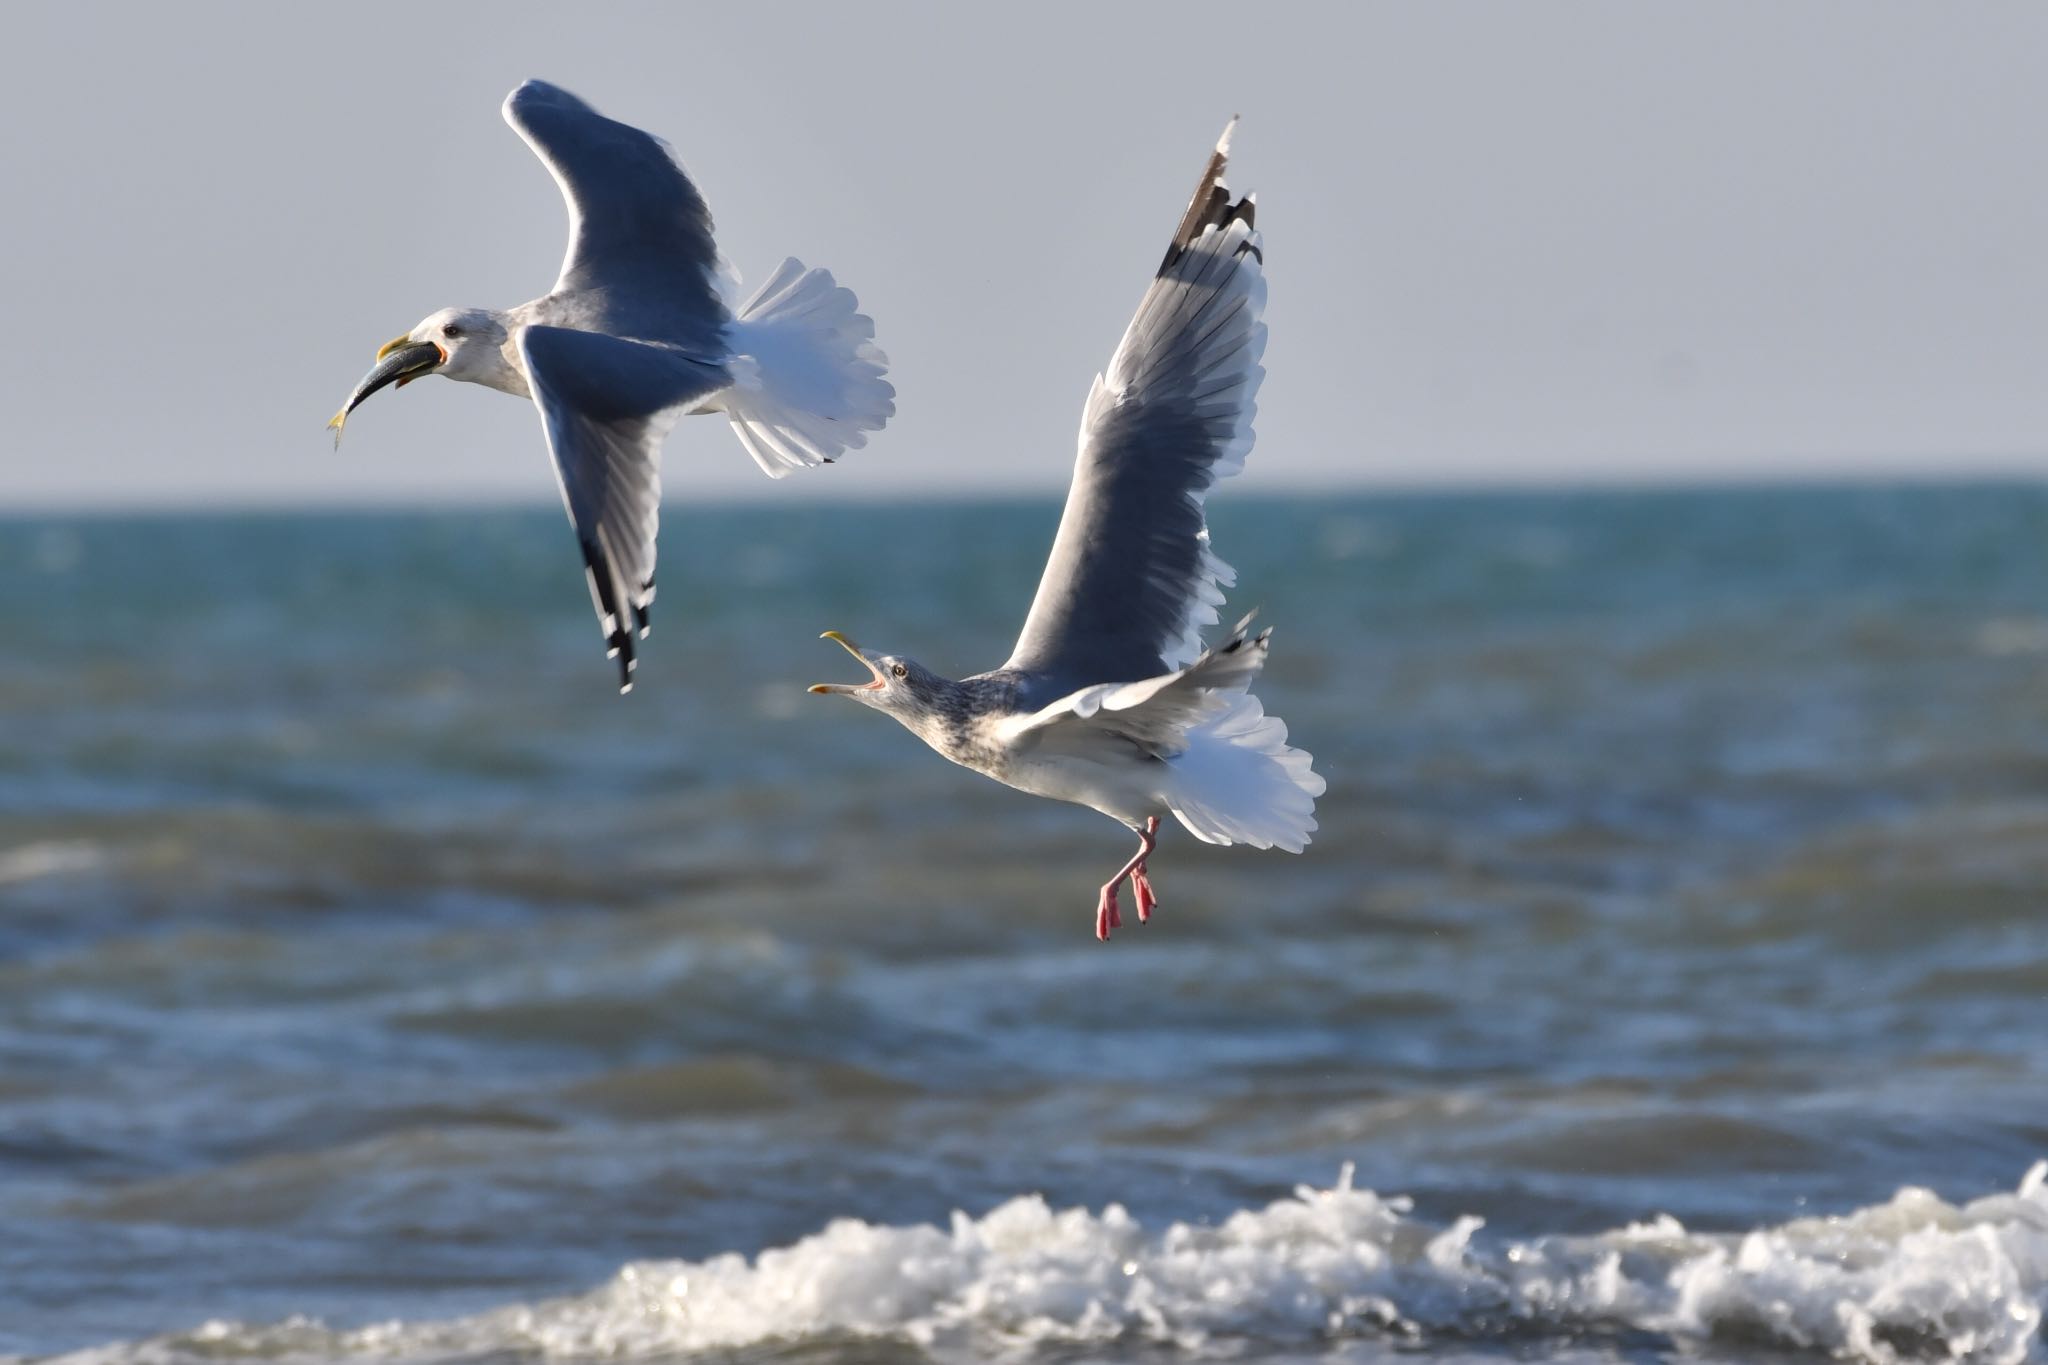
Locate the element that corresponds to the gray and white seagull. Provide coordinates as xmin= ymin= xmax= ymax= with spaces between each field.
xmin=329 ymin=79 xmax=894 ymax=691
xmin=810 ymin=123 xmax=1324 ymax=940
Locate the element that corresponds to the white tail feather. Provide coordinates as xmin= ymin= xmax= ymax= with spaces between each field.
xmin=1167 ymin=692 xmax=1325 ymax=852
xmin=721 ymin=258 xmax=895 ymax=478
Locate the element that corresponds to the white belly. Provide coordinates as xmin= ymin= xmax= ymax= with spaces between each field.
xmin=986 ymin=750 xmax=1165 ymax=831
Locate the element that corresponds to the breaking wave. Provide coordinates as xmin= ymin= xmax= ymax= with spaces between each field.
xmin=51 ymin=1164 xmax=2048 ymax=1365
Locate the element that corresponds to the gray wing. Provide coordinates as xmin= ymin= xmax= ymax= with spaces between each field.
xmin=998 ymin=613 xmax=1270 ymax=758
xmin=1002 ymin=123 xmax=1266 ymax=692
xmin=503 ymin=80 xmax=729 ymax=356
xmin=520 ymin=326 xmax=728 ymax=692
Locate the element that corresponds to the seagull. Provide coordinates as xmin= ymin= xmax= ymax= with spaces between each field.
xmin=329 ymin=80 xmax=894 ymax=692
xmin=809 ymin=123 xmax=1324 ymax=940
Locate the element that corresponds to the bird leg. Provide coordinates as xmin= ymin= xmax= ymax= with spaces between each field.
xmin=1131 ymin=816 xmax=1160 ymax=923
xmin=1095 ymin=817 xmax=1161 ymax=942
xmin=1094 ymin=883 xmax=1123 ymax=941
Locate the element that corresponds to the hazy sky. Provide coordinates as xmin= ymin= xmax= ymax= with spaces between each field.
xmin=3 ymin=2 xmax=2046 ymax=508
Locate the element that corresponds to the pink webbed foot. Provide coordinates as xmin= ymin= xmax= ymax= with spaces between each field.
xmin=1132 ymin=866 xmax=1158 ymax=923
xmin=1095 ymin=883 xmax=1124 ymax=941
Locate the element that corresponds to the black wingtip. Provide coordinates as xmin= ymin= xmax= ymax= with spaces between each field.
xmin=578 ymin=532 xmax=643 ymax=695
xmin=607 ymin=627 xmax=637 ymax=687
xmin=1159 ymin=120 xmax=1257 ymax=275
xmin=633 ymin=578 xmax=654 ymax=640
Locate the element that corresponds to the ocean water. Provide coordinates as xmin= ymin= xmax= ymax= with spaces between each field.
xmin=4 ymin=487 xmax=2048 ymax=1364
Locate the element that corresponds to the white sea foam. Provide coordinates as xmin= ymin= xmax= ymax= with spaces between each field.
xmin=52 ymin=1164 xmax=2048 ymax=1365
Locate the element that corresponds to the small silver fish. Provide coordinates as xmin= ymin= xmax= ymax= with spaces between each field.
xmin=327 ymin=336 xmax=444 ymax=449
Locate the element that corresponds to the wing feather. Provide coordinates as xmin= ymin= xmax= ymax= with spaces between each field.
xmin=997 ymin=614 xmax=1272 ymax=759
xmin=1003 ymin=124 xmax=1265 ymax=691
xmin=520 ymin=326 xmax=727 ymax=691
xmin=502 ymin=80 xmax=729 ymax=356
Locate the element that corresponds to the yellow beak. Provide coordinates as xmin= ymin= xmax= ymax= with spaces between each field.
xmin=809 ymin=631 xmax=883 ymax=694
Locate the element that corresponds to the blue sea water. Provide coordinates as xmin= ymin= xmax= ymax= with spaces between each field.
xmin=3 ymin=487 xmax=2048 ymax=1362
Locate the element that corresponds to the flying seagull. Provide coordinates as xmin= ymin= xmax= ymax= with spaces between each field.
xmin=810 ymin=123 xmax=1323 ymax=940
xmin=329 ymin=80 xmax=894 ymax=691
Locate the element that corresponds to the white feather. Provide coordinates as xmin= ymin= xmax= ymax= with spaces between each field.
xmin=994 ymin=618 xmax=1323 ymax=851
xmin=718 ymin=259 xmax=896 ymax=479
xmin=1166 ymin=691 xmax=1326 ymax=852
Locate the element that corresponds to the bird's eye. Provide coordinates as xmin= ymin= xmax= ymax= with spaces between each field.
xmin=891 ymin=663 xmax=909 ymax=679
xmin=441 ymin=323 xmax=462 ymax=339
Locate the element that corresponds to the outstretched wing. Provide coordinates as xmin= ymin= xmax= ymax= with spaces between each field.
xmin=520 ymin=326 xmax=728 ymax=692
xmin=502 ymin=80 xmax=729 ymax=356
xmin=1002 ymin=122 xmax=1265 ymax=692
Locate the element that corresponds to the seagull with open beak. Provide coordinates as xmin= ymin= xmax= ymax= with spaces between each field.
xmin=806 ymin=123 xmax=1323 ymax=941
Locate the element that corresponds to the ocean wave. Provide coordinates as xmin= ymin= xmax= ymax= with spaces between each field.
xmin=48 ymin=1164 xmax=2048 ymax=1365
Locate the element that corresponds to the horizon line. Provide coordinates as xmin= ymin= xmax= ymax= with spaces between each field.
xmin=4 ymin=468 xmax=2047 ymax=520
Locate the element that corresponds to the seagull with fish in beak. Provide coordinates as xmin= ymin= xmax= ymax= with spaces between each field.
xmin=329 ymin=79 xmax=894 ymax=693
xmin=331 ymin=335 xmax=453 ymax=419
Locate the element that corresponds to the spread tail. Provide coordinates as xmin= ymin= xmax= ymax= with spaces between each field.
xmin=721 ymin=258 xmax=895 ymax=477
xmin=1166 ymin=689 xmax=1324 ymax=853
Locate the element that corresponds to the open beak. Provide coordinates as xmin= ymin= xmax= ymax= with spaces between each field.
xmin=808 ymin=631 xmax=886 ymax=695
xmin=326 ymin=335 xmax=447 ymax=447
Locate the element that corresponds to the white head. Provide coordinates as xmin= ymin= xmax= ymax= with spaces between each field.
xmin=403 ymin=308 xmax=520 ymax=392
xmin=327 ymin=307 xmax=519 ymax=443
